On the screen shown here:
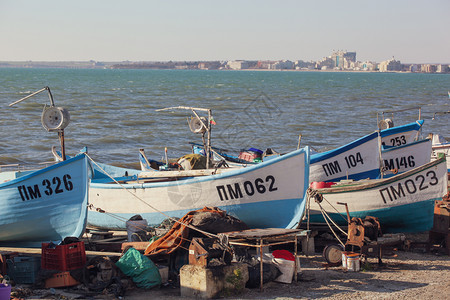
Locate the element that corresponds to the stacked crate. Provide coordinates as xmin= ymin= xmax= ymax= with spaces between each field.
xmin=41 ymin=241 xmax=86 ymax=288
xmin=6 ymin=256 xmax=41 ymax=284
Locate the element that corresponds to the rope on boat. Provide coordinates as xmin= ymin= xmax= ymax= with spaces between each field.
xmin=318 ymin=203 xmax=345 ymax=248
xmin=87 ymin=203 xmax=154 ymax=234
xmin=85 ymin=153 xmax=221 ymax=241
xmin=306 ymin=188 xmax=347 ymax=247
xmin=307 ymin=188 xmax=348 ymax=230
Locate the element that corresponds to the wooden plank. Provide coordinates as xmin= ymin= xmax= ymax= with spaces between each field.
xmin=224 ymin=228 xmax=301 ymax=239
xmin=121 ymin=242 xmax=150 ymax=251
xmin=137 ymin=167 xmax=238 ymax=179
xmin=138 ymin=169 xmax=217 ymax=178
xmin=0 ymin=247 xmax=121 ymax=257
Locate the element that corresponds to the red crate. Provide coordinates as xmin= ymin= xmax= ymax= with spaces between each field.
xmin=45 ymin=271 xmax=79 ymax=288
xmin=41 ymin=242 xmax=86 ymax=271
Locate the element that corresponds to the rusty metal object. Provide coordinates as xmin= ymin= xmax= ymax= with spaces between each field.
xmin=347 ymin=218 xmax=365 ymax=248
xmin=433 ymin=199 xmax=450 ymax=233
xmin=429 ymin=197 xmax=450 ymax=255
xmin=188 ymin=237 xmax=232 ymax=267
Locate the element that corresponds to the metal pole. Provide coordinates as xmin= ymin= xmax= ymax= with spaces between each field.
xmin=259 ymin=239 xmax=263 ymax=291
xmin=294 ymin=235 xmax=298 ymax=282
xmin=377 ymin=130 xmax=383 ymax=178
xmin=59 ymin=130 xmax=66 ymax=161
xmin=46 ymin=86 xmax=55 ymax=106
xmin=8 ymin=87 xmax=47 ymax=107
xmin=206 ymin=109 xmax=212 ymax=169
xmin=297 ymin=134 xmax=302 ymax=150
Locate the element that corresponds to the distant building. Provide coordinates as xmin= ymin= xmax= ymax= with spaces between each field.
xmin=435 ymin=64 xmax=449 ymax=73
xmin=409 ymin=64 xmax=419 ymax=72
xmin=198 ymin=61 xmax=222 ymax=70
xmin=331 ymin=50 xmax=356 ymax=69
xmin=378 ymin=57 xmax=402 ymax=72
xmin=256 ymin=60 xmax=276 ymax=69
xmin=316 ymin=56 xmax=335 ymax=70
xmin=420 ymin=64 xmax=437 ymax=73
xmin=359 ymin=61 xmax=376 ymax=71
xmin=271 ymin=60 xmax=294 ymax=70
xmin=227 ymin=60 xmax=250 ymax=70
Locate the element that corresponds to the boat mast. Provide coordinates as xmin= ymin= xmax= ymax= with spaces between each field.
xmin=9 ymin=86 xmax=70 ymax=160
xmin=156 ymin=106 xmax=213 ymax=169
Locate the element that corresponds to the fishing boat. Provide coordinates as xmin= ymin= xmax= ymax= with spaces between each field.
xmin=0 ymin=154 xmax=89 ymax=247
xmin=380 ymin=138 xmax=432 ymax=176
xmin=309 ymin=120 xmax=424 ymax=182
xmin=187 ymin=116 xmax=424 ymax=182
xmin=88 ymin=146 xmax=310 ymax=230
xmin=1 ymin=87 xmax=89 ymax=247
xmin=53 ymin=146 xmax=142 ymax=179
xmin=307 ymin=154 xmax=448 ymax=233
xmin=429 ymin=134 xmax=450 ymax=173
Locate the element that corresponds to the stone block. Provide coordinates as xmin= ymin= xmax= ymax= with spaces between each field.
xmin=180 ymin=263 xmax=248 ymax=299
xmin=302 ymin=236 xmax=315 ymax=255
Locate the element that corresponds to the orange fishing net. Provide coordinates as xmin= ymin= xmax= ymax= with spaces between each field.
xmin=144 ymin=207 xmax=225 ymax=256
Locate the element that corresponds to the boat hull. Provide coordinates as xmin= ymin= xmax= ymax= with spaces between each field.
xmin=0 ymin=154 xmax=89 ymax=247
xmin=88 ymin=147 xmax=310 ymax=230
xmin=380 ymin=138 xmax=432 ymax=177
xmin=431 ymin=143 xmax=450 ymax=172
xmin=310 ymin=121 xmax=424 ymax=182
xmin=308 ymin=156 xmax=448 ymax=233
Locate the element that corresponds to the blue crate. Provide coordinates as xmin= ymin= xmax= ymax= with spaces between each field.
xmin=7 ymin=256 xmax=41 ymax=284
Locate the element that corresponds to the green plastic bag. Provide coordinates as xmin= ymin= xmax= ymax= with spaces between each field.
xmin=115 ymin=247 xmax=161 ymax=289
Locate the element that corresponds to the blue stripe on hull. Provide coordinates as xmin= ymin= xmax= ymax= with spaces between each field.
xmin=310 ymin=121 xmax=423 ymax=164
xmin=380 ymin=120 xmax=423 ymax=137
xmin=310 ymin=132 xmax=377 ymax=163
xmin=309 ymin=199 xmax=437 ymax=233
xmin=88 ymin=198 xmax=305 ymax=231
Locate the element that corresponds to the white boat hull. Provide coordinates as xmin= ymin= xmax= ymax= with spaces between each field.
xmin=308 ymin=156 xmax=448 ymax=233
xmin=88 ymin=147 xmax=310 ymax=230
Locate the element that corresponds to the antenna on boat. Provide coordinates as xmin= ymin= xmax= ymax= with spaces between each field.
xmin=9 ymin=86 xmax=70 ymax=160
xmin=156 ymin=106 xmax=213 ymax=169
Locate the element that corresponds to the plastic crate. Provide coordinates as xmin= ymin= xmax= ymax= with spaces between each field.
xmin=45 ymin=271 xmax=79 ymax=288
xmin=6 ymin=256 xmax=41 ymax=284
xmin=41 ymin=242 xmax=86 ymax=271
xmin=238 ymin=151 xmax=260 ymax=162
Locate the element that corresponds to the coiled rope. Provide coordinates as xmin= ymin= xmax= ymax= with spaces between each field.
xmin=306 ymin=188 xmax=347 ymax=247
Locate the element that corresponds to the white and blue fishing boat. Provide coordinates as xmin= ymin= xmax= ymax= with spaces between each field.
xmin=430 ymin=133 xmax=450 ymax=173
xmin=53 ymin=146 xmax=142 ymax=179
xmin=308 ymin=154 xmax=448 ymax=233
xmin=309 ymin=120 xmax=424 ymax=183
xmin=1 ymin=87 xmax=89 ymax=247
xmin=0 ymin=154 xmax=89 ymax=247
xmin=88 ymin=146 xmax=310 ymax=230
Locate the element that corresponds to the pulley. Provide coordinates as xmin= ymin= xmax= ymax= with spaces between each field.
xmin=41 ymin=106 xmax=71 ymax=131
xmin=189 ymin=116 xmax=207 ymax=134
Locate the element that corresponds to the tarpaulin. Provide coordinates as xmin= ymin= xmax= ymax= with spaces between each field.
xmin=144 ymin=207 xmax=248 ymax=256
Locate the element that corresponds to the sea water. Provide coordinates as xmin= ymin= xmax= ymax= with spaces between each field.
xmin=0 ymin=68 xmax=448 ymax=167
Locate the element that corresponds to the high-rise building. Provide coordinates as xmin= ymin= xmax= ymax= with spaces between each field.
xmin=331 ymin=50 xmax=357 ymax=69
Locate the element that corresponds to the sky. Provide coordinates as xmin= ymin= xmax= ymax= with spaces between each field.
xmin=1 ymin=0 xmax=449 ymax=64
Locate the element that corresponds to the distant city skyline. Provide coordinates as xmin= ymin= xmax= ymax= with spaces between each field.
xmin=1 ymin=0 xmax=449 ymax=64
